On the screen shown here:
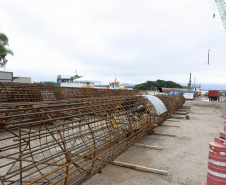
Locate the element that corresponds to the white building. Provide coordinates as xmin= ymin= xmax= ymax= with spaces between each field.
xmin=57 ymin=74 xmax=100 ymax=88
xmin=13 ymin=77 xmax=31 ymax=83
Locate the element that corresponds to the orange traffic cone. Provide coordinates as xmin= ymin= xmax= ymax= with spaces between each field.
xmin=186 ymin=110 xmax=189 ymax=120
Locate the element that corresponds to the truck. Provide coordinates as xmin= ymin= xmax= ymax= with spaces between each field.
xmin=208 ymin=90 xmax=220 ymax=101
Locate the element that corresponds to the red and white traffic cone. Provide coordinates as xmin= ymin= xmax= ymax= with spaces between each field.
xmin=201 ymin=138 xmax=226 ymax=185
xmin=186 ymin=110 xmax=189 ymax=120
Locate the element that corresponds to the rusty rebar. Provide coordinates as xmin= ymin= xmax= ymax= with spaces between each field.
xmin=0 ymin=82 xmax=144 ymax=103
xmin=0 ymin=94 xmax=185 ymax=185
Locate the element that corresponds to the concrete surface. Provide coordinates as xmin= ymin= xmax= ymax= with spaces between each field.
xmin=83 ymin=99 xmax=226 ymax=185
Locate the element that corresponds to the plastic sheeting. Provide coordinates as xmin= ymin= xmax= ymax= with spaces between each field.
xmin=140 ymin=95 xmax=167 ymax=115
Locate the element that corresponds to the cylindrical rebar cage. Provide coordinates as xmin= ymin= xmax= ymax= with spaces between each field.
xmin=0 ymin=82 xmax=144 ymax=103
xmin=0 ymin=94 xmax=185 ymax=185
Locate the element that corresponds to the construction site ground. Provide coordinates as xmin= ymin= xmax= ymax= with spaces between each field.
xmin=84 ymin=97 xmax=225 ymax=185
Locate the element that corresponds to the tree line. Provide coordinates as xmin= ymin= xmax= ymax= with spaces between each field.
xmin=133 ymin=79 xmax=183 ymax=90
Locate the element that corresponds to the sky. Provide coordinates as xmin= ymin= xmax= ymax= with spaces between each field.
xmin=0 ymin=0 xmax=226 ymax=88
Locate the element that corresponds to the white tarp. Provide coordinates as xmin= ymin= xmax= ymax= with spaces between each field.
xmin=140 ymin=95 xmax=167 ymax=115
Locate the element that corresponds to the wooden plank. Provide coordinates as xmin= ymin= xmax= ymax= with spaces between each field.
xmin=169 ymin=116 xmax=184 ymax=120
xmin=180 ymin=106 xmax=191 ymax=108
xmin=166 ymin=119 xmax=181 ymax=122
xmin=159 ymin=124 xmax=180 ymax=128
xmin=173 ymin=112 xmax=186 ymax=115
xmin=134 ymin=143 xmax=163 ymax=150
xmin=175 ymin=110 xmax=188 ymax=113
xmin=150 ymin=132 xmax=176 ymax=137
xmin=111 ymin=161 xmax=168 ymax=175
xmin=177 ymin=108 xmax=190 ymax=110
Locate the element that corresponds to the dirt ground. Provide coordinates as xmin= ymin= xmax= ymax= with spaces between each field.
xmin=83 ymin=98 xmax=226 ymax=185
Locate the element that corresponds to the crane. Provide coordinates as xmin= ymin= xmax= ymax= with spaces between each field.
xmin=215 ymin=0 xmax=226 ymax=31
xmin=208 ymin=0 xmax=226 ymax=65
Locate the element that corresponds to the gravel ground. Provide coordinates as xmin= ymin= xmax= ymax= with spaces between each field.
xmin=83 ymin=98 xmax=226 ymax=185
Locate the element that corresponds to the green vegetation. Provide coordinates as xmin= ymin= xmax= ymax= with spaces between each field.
xmin=0 ymin=32 xmax=13 ymax=67
xmin=134 ymin=79 xmax=183 ymax=90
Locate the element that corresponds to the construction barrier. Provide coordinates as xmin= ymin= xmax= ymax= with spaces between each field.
xmin=202 ymin=138 xmax=226 ymax=185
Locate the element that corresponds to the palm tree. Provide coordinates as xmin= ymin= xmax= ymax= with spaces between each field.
xmin=0 ymin=32 xmax=13 ymax=67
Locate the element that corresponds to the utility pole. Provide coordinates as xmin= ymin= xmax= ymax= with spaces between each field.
xmin=188 ymin=73 xmax=192 ymax=90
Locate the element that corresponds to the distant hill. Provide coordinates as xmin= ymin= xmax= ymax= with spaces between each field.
xmin=134 ymin=80 xmax=183 ymax=90
xmin=120 ymin=83 xmax=137 ymax=87
xmin=180 ymin=83 xmax=226 ymax=90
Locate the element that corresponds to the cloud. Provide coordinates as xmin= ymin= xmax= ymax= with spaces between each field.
xmin=0 ymin=0 xmax=226 ymax=87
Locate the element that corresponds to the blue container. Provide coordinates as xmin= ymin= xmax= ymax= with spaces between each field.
xmin=182 ymin=91 xmax=196 ymax=100
xmin=168 ymin=91 xmax=181 ymax=96
xmin=182 ymin=90 xmax=195 ymax=94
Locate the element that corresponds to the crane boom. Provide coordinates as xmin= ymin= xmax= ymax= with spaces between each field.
xmin=215 ymin=0 xmax=226 ymax=31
